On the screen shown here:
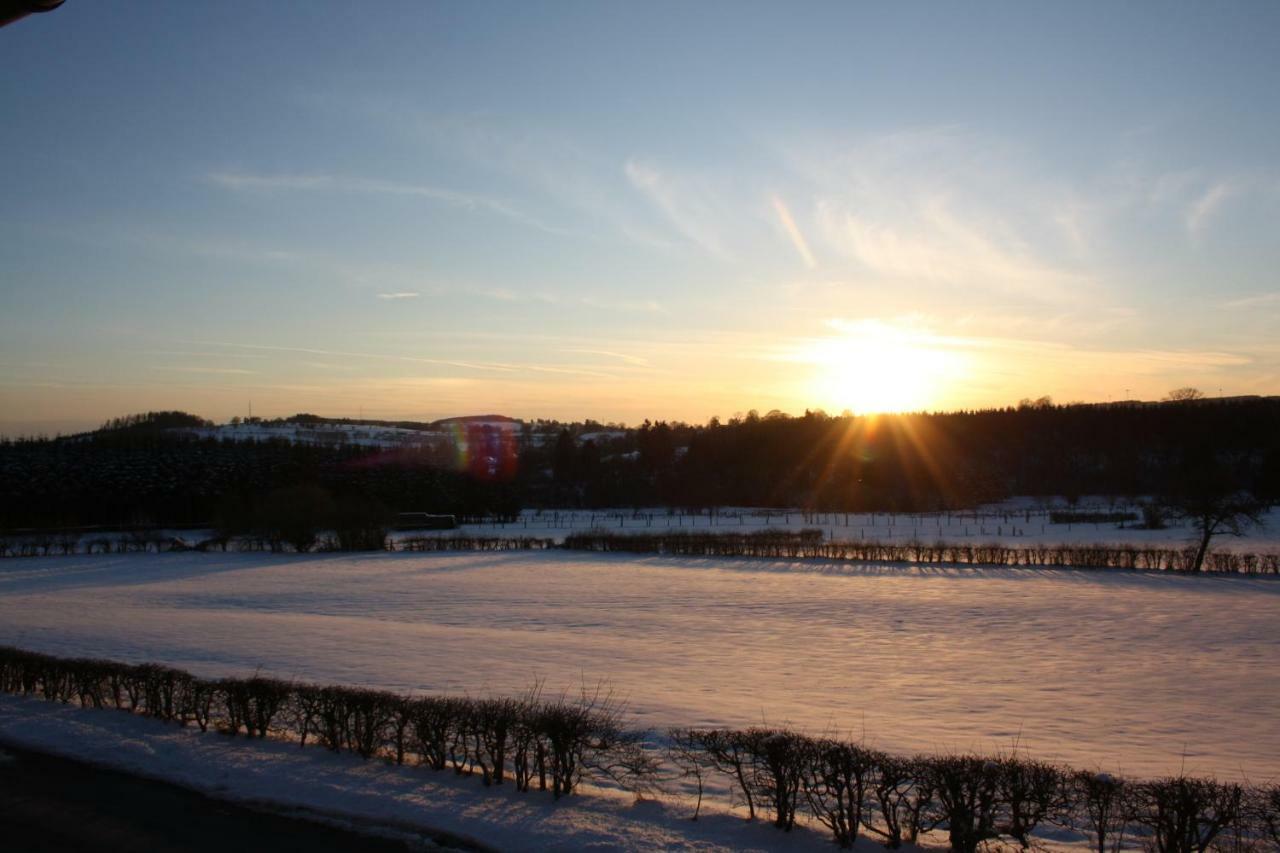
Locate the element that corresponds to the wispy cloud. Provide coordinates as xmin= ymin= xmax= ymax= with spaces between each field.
xmin=770 ymin=195 xmax=816 ymax=269
xmin=201 ymin=341 xmax=616 ymax=380
xmin=1223 ymin=292 xmax=1280 ymax=309
xmin=476 ymin=288 xmax=561 ymax=305
xmin=393 ymin=113 xmax=678 ymax=251
xmin=815 ymin=196 xmax=1084 ymax=301
xmin=202 ymin=341 xmax=516 ymax=373
xmin=779 ymin=128 xmax=1091 ymax=303
xmin=144 ymin=350 xmax=269 ymax=360
xmin=150 ymin=366 xmax=257 ymax=375
xmin=298 ymin=361 xmax=358 ymax=372
xmin=563 ymin=348 xmax=651 ymax=367
xmin=624 ymin=159 xmax=733 ymax=259
xmin=1186 ymin=180 xmax=1238 ymax=236
xmin=376 ymin=291 xmax=420 ymax=300
xmin=207 ymin=171 xmax=571 ymax=236
xmin=579 ymin=295 xmax=666 ymax=314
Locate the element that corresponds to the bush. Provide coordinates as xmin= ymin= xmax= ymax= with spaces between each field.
xmin=398 ymin=535 xmax=554 ymax=552
xmin=221 ymin=676 xmax=290 ymax=737
xmin=801 ymin=738 xmax=877 ymax=847
xmin=923 ymin=755 xmax=1002 ymax=853
xmin=1250 ymin=785 xmax=1280 ymax=848
xmin=329 ymin=494 xmax=392 ymax=552
xmin=1131 ymin=776 xmax=1244 ymax=853
xmin=1050 ymin=511 xmax=1138 ymax=525
xmin=254 ymin=485 xmax=333 ymax=553
xmin=994 ymin=756 xmax=1069 ymax=847
xmin=866 ymin=753 xmax=936 ymax=848
xmin=1074 ymin=770 xmax=1132 ymax=853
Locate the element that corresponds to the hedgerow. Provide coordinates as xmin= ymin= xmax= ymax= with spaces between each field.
xmin=563 ymin=530 xmax=1280 ymax=574
xmin=5 ymin=523 xmax=1278 ymax=575
xmin=2 ymin=646 xmax=1268 ymax=850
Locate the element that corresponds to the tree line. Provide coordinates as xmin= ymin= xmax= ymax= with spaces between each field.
xmin=0 ymin=645 xmax=1274 ymax=852
xmin=2 ymin=397 xmax=1278 ymax=528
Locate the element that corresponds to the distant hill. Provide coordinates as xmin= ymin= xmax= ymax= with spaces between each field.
xmin=432 ymin=415 xmax=521 ymax=428
xmin=4 ymin=396 xmax=1277 ymax=528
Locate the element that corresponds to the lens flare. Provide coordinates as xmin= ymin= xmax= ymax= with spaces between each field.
xmin=446 ymin=420 xmax=519 ymax=481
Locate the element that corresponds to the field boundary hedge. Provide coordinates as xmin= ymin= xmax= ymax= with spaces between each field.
xmin=1 ymin=645 xmax=1275 ymax=851
xmin=563 ymin=530 xmax=1280 ymax=574
xmin=0 ymin=532 xmax=556 ymax=558
xmin=3 ymin=527 xmax=1279 ymax=575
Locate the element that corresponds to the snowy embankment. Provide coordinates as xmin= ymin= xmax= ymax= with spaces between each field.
xmin=1 ymin=551 xmax=1277 ymax=782
xmin=0 ymin=695 xmax=835 ymax=852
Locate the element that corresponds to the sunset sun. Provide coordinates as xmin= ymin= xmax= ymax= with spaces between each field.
xmin=803 ymin=321 xmax=967 ymax=414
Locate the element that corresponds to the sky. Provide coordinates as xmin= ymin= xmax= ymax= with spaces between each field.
xmin=2 ymin=1 xmax=1279 ymax=435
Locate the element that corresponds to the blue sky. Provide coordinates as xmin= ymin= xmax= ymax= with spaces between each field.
xmin=3 ymin=1 xmax=1279 ymax=433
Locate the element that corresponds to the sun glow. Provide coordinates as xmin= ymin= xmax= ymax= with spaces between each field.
xmin=801 ymin=321 xmax=968 ymax=414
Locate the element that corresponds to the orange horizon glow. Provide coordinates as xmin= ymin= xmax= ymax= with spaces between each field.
xmin=0 ymin=316 xmax=1268 ymax=437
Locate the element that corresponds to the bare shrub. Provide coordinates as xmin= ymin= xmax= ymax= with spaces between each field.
xmin=138 ymin=664 xmax=192 ymax=722
xmin=801 ymin=738 xmax=877 ymax=848
xmin=1249 ymin=785 xmax=1280 ymax=848
xmin=345 ymin=687 xmax=396 ymax=758
xmin=866 ymin=753 xmax=937 ymax=848
xmin=670 ymin=728 xmax=760 ymax=819
xmin=924 ymin=755 xmax=1002 ymax=853
xmin=995 ymin=756 xmax=1070 ymax=847
xmin=411 ymin=696 xmax=464 ymax=772
xmin=471 ymin=697 xmax=522 ymax=785
xmin=1073 ymin=770 xmax=1132 ymax=853
xmin=221 ymin=676 xmax=290 ymax=737
xmin=185 ymin=678 xmax=221 ymax=732
xmin=740 ymin=728 xmax=807 ymax=831
xmin=1131 ymin=776 xmax=1244 ymax=853
xmin=534 ymin=693 xmax=598 ymax=798
xmin=667 ymin=727 xmax=715 ymax=820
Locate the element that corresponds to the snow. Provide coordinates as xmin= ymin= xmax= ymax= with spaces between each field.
xmin=184 ymin=421 xmax=449 ymax=450
xmin=0 ymin=695 xmax=839 ymax=852
xmin=401 ymin=502 xmax=1280 ymax=553
xmin=2 ymin=551 xmax=1277 ymax=783
xmin=578 ymin=430 xmax=628 ymax=444
xmin=15 ymin=499 xmax=1280 ymax=562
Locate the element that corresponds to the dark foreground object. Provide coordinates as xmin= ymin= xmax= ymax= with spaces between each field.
xmin=0 ymin=741 xmax=464 ymax=852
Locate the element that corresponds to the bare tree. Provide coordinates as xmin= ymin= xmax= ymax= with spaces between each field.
xmin=1170 ymin=489 xmax=1268 ymax=573
xmin=1164 ymin=387 xmax=1206 ymax=402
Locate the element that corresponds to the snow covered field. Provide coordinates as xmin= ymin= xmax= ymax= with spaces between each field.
xmin=2 ymin=550 xmax=1277 ymax=784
